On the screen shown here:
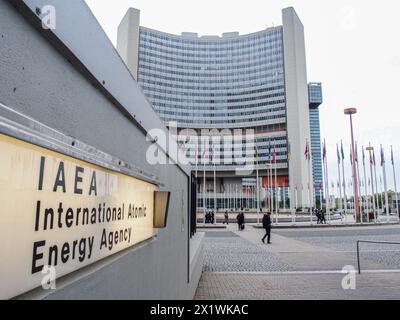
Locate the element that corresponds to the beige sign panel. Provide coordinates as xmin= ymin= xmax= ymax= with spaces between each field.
xmin=0 ymin=134 xmax=156 ymax=299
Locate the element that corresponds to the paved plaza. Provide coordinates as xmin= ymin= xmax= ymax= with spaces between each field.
xmin=195 ymin=224 xmax=400 ymax=300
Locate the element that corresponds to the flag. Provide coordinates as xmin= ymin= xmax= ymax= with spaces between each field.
xmin=391 ymin=146 xmax=394 ymax=166
xmin=287 ymin=142 xmax=292 ymax=161
xmin=269 ymin=140 xmax=272 ymax=161
xmin=337 ymin=144 xmax=341 ymax=164
xmin=380 ymin=145 xmax=385 ymax=166
xmin=355 ymin=142 xmax=358 ymax=163
xmin=273 ymin=143 xmax=276 ymax=163
xmin=304 ymin=141 xmax=310 ymax=160
xmin=341 ymin=140 xmax=345 ymax=160
xmin=322 ymin=140 xmax=326 ymax=161
xmin=337 ymin=181 xmax=340 ymax=188
xmin=373 ymin=150 xmax=376 ymax=166
xmin=362 ymin=146 xmax=365 ymax=165
xmin=254 ymin=147 xmax=258 ymax=161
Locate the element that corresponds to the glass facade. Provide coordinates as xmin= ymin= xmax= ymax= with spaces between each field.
xmin=137 ymin=27 xmax=289 ymax=170
xmin=308 ymin=83 xmax=323 ymax=197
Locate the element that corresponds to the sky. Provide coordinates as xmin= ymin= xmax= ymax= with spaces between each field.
xmin=85 ymin=0 xmax=400 ymax=192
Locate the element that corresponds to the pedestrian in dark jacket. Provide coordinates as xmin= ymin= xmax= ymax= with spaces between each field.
xmin=262 ymin=212 xmax=272 ymax=244
xmin=236 ymin=213 xmax=242 ymax=230
xmin=237 ymin=209 xmax=245 ymax=231
xmin=321 ymin=211 xmax=326 ymax=224
xmin=224 ymin=211 xmax=229 ymax=225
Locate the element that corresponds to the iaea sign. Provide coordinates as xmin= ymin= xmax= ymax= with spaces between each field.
xmin=0 ymin=134 xmax=157 ymax=299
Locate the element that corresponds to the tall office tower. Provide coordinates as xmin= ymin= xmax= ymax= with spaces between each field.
xmin=308 ymin=82 xmax=324 ymax=202
xmin=118 ymin=7 xmax=313 ymax=208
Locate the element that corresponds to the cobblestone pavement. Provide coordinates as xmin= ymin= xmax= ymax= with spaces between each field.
xmin=195 ymin=272 xmax=400 ymax=300
xmin=203 ymin=231 xmax=292 ymax=272
xmin=195 ymin=225 xmax=400 ymax=299
xmin=275 ymin=226 xmax=400 ymax=269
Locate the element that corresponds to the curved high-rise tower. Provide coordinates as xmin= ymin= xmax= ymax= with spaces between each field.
xmin=118 ymin=7 xmax=313 ymax=208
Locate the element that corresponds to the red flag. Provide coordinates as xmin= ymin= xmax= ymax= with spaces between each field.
xmin=304 ymin=141 xmax=309 ymax=160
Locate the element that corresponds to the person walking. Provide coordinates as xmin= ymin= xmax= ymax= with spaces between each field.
xmin=237 ymin=208 xmax=245 ymax=231
xmin=224 ymin=211 xmax=229 ymax=225
xmin=321 ymin=210 xmax=327 ymax=224
xmin=262 ymin=212 xmax=272 ymax=244
xmin=236 ymin=211 xmax=242 ymax=231
xmin=315 ymin=209 xmax=321 ymax=224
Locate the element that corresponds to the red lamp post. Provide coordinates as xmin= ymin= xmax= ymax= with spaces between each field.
xmin=344 ymin=108 xmax=360 ymax=222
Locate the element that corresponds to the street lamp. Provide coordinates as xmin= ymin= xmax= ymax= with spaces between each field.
xmin=344 ymin=108 xmax=360 ymax=222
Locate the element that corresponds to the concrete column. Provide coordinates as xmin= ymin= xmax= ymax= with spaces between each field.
xmin=117 ymin=8 xmax=140 ymax=80
xmin=282 ymin=7 xmax=312 ymax=207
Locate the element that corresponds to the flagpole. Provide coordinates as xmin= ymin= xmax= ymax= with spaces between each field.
xmin=270 ymin=160 xmax=273 ymax=214
xmin=391 ymin=146 xmax=399 ymax=221
xmin=337 ymin=144 xmax=343 ymax=213
xmin=367 ymin=145 xmax=377 ymax=222
xmin=380 ymin=177 xmax=384 ymax=213
xmin=373 ymin=152 xmax=380 ymax=216
xmin=362 ymin=146 xmax=369 ymax=223
xmin=256 ymin=146 xmax=260 ymax=225
xmin=341 ymin=141 xmax=348 ymax=224
xmin=381 ymin=146 xmax=390 ymax=222
xmin=203 ymin=144 xmax=207 ymax=224
xmin=274 ymin=142 xmax=278 ymax=224
xmin=212 ymin=142 xmax=217 ymax=216
xmin=355 ymin=143 xmax=362 ymax=223
xmin=306 ymin=140 xmax=312 ymax=224
xmin=323 ymin=139 xmax=331 ymax=222
xmin=267 ymin=162 xmax=270 ymax=212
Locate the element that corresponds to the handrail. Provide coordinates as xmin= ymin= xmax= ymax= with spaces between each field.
xmin=357 ymin=240 xmax=400 ymax=274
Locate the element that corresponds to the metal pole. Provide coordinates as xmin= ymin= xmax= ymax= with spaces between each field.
xmin=308 ymin=154 xmax=312 ymax=224
xmin=275 ymin=162 xmax=278 ymax=224
xmin=256 ymin=149 xmax=260 ymax=225
xmin=362 ymin=150 xmax=369 ymax=223
xmin=203 ymin=160 xmax=206 ymax=224
xmin=349 ymin=114 xmax=360 ymax=222
xmin=392 ymin=146 xmax=400 ymax=220
xmin=337 ymin=145 xmax=343 ymax=212
xmin=356 ymin=157 xmax=362 ymax=223
xmin=342 ymin=157 xmax=348 ymax=224
xmin=324 ymin=139 xmax=330 ymax=222
xmin=368 ymin=147 xmax=377 ymax=222
xmin=381 ymin=146 xmax=390 ymax=222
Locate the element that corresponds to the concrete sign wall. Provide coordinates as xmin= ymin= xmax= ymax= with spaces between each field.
xmin=0 ymin=134 xmax=156 ymax=299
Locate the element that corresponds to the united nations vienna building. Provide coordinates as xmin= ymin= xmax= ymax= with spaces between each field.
xmin=118 ymin=6 xmax=320 ymax=211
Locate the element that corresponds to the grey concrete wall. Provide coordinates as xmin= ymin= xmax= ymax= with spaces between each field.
xmin=117 ymin=8 xmax=140 ymax=80
xmin=283 ymin=7 xmax=313 ymax=207
xmin=0 ymin=0 xmax=200 ymax=299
